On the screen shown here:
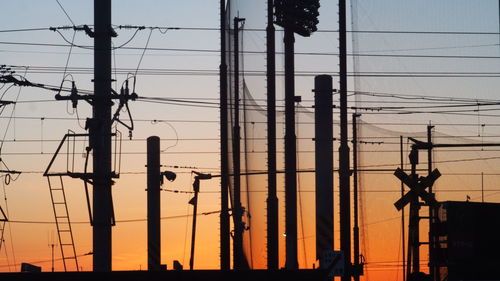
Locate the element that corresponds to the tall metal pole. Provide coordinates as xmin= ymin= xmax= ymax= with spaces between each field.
xmin=427 ymin=125 xmax=436 ymax=280
xmin=284 ymin=2 xmax=298 ymax=269
xmin=266 ymin=0 xmax=279 ymax=270
xmin=93 ymin=0 xmax=113 ymax=271
xmin=409 ymin=147 xmax=419 ymax=275
xmin=314 ymin=75 xmax=334 ymax=266
xmin=352 ymin=113 xmax=360 ymax=281
xmin=339 ymin=0 xmax=352 ymax=279
xmin=147 ymin=136 xmax=161 ymax=271
xmin=233 ymin=16 xmax=245 ymax=269
xmin=400 ymin=136 xmax=406 ymax=281
xmin=219 ymin=0 xmax=231 ymax=270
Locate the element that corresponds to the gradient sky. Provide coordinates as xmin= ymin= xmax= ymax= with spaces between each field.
xmin=1 ymin=1 xmax=500 ymax=281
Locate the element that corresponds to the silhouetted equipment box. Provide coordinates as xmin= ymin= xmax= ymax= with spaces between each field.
xmin=435 ymin=201 xmax=500 ymax=281
xmin=20 ymin=263 xmax=41 ymax=273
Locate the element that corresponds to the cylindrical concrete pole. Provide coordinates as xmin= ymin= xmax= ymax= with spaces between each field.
xmin=314 ymin=75 xmax=334 ymax=264
xmin=147 ymin=136 xmax=161 ymax=271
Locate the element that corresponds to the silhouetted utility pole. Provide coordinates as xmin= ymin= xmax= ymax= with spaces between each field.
xmin=283 ymin=8 xmax=298 ymax=271
xmin=352 ymin=113 xmax=361 ymax=281
xmin=147 ymin=137 xmax=161 ymax=271
xmin=233 ymin=16 xmax=246 ymax=269
xmin=274 ymin=0 xmax=319 ymax=269
xmin=427 ymin=125 xmax=438 ymax=281
xmin=93 ymin=0 xmax=114 ymax=271
xmin=411 ymin=148 xmax=420 ymax=275
xmin=339 ymin=0 xmax=352 ymax=279
xmin=219 ymin=0 xmax=230 ymax=270
xmin=400 ymin=135 xmax=406 ymax=281
xmin=266 ymin=0 xmax=279 ymax=270
xmin=314 ymin=75 xmax=334 ymax=266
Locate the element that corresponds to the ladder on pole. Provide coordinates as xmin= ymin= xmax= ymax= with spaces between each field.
xmin=0 ymin=205 xmax=7 ymax=252
xmin=0 ymin=221 xmax=6 ymax=252
xmin=47 ymin=176 xmax=79 ymax=271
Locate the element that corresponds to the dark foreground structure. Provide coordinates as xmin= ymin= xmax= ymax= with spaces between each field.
xmin=0 ymin=269 xmax=328 ymax=281
xmin=434 ymin=201 xmax=500 ymax=281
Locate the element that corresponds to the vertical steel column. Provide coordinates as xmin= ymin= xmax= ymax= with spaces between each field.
xmin=427 ymin=125 xmax=436 ymax=280
xmin=284 ymin=8 xmax=298 ymax=269
xmin=409 ymin=148 xmax=419 ymax=275
xmin=352 ymin=113 xmax=360 ymax=281
xmin=400 ymin=136 xmax=406 ymax=281
xmin=147 ymin=136 xmax=161 ymax=271
xmin=93 ymin=0 xmax=113 ymax=272
xmin=220 ymin=0 xmax=231 ymax=270
xmin=233 ymin=17 xmax=245 ymax=269
xmin=339 ymin=0 xmax=352 ymax=279
xmin=314 ymin=75 xmax=334 ymax=265
xmin=410 ymin=199 xmax=420 ymax=274
xmin=266 ymin=0 xmax=279 ymax=270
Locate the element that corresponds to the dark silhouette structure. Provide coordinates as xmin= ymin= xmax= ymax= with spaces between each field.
xmin=92 ymin=0 xmax=114 ymax=271
xmin=266 ymin=0 xmax=279 ymax=270
xmin=314 ymin=75 xmax=334 ymax=265
xmin=0 ymin=269 xmax=328 ymax=281
xmin=434 ymin=201 xmax=500 ymax=281
xmin=147 ymin=137 xmax=161 ymax=271
xmin=219 ymin=0 xmax=231 ymax=271
xmin=338 ymin=0 xmax=352 ymax=280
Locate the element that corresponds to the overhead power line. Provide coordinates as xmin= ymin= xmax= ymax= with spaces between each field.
xmin=6 ymin=65 xmax=500 ymax=78
xmin=3 ymin=40 xmax=500 ymax=59
xmin=4 ymin=25 xmax=500 ymax=35
xmin=6 ymin=210 xmax=222 ymax=225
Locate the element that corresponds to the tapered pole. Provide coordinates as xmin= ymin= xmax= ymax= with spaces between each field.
xmin=93 ymin=0 xmax=113 ymax=271
xmin=147 ymin=136 xmax=161 ymax=271
xmin=266 ymin=0 xmax=279 ymax=270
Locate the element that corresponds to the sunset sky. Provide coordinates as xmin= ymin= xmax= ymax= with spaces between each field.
xmin=1 ymin=1 xmax=500 ymax=281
